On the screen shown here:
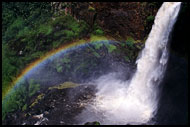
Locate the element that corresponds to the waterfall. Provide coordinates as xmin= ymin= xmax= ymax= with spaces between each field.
xmin=77 ymin=2 xmax=181 ymax=125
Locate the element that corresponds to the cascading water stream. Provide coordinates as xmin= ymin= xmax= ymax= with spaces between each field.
xmin=77 ymin=2 xmax=181 ymax=125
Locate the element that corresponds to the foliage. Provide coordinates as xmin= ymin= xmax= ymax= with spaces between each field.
xmin=38 ymin=24 xmax=53 ymax=36
xmin=94 ymin=29 xmax=104 ymax=36
xmin=22 ymin=104 xmax=27 ymax=111
xmin=92 ymin=23 xmax=104 ymax=36
xmin=147 ymin=15 xmax=155 ymax=23
xmin=29 ymin=79 xmax=40 ymax=97
xmin=94 ymin=43 xmax=103 ymax=50
xmin=105 ymin=43 xmax=117 ymax=53
xmin=2 ymin=79 xmax=41 ymax=120
xmin=126 ymin=37 xmax=135 ymax=48
xmin=56 ymin=66 xmax=63 ymax=73
xmin=2 ymin=81 xmax=27 ymax=120
xmin=2 ymin=2 xmax=52 ymax=41
xmin=3 ymin=17 xmax=25 ymax=41
xmin=2 ymin=2 xmax=104 ymax=106
xmin=88 ymin=6 xmax=95 ymax=12
xmin=61 ymin=57 xmax=71 ymax=63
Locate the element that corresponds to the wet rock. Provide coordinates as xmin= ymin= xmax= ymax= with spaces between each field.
xmin=34 ymin=117 xmax=48 ymax=125
xmin=60 ymin=121 xmax=65 ymax=124
xmin=33 ymin=114 xmax=43 ymax=119
xmin=44 ymin=111 xmax=49 ymax=115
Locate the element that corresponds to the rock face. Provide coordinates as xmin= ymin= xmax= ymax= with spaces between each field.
xmin=92 ymin=2 xmax=161 ymax=40
xmin=55 ymin=2 xmax=162 ymax=41
xmin=169 ymin=2 xmax=189 ymax=59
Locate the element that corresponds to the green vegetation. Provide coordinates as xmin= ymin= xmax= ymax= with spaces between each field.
xmin=56 ymin=66 xmax=63 ymax=73
xmin=92 ymin=23 xmax=104 ymax=36
xmin=94 ymin=29 xmax=104 ymax=36
xmin=48 ymin=82 xmax=79 ymax=90
xmin=124 ymin=56 xmax=130 ymax=62
xmin=2 ymin=4 xmax=108 ymax=114
xmin=84 ymin=121 xmax=100 ymax=125
xmin=2 ymin=79 xmax=41 ymax=120
xmin=126 ymin=37 xmax=135 ymax=48
xmin=2 ymin=2 xmax=94 ymax=98
xmin=28 ymin=79 xmax=40 ymax=97
xmin=147 ymin=15 xmax=155 ymax=23
xmin=30 ymin=93 xmax=45 ymax=108
xmin=105 ymin=43 xmax=117 ymax=53
xmin=22 ymin=104 xmax=27 ymax=111
xmin=88 ymin=6 xmax=95 ymax=12
xmin=94 ymin=43 xmax=103 ymax=50
xmin=61 ymin=57 xmax=71 ymax=63
xmin=93 ymin=51 xmax=101 ymax=58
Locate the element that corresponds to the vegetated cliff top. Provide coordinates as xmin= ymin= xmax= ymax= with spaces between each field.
xmin=54 ymin=2 xmax=162 ymax=41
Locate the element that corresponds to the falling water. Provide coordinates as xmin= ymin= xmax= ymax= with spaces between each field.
xmin=77 ymin=2 xmax=181 ymax=125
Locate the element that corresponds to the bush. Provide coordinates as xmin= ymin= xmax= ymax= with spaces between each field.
xmin=95 ymin=29 xmax=104 ymax=36
xmin=2 ymin=79 xmax=41 ymax=120
xmin=147 ymin=15 xmax=155 ymax=23
xmin=4 ymin=17 xmax=25 ymax=41
xmin=2 ymin=3 xmax=90 ymax=104
xmin=126 ymin=37 xmax=135 ymax=48
xmin=2 ymin=81 xmax=27 ymax=120
xmin=38 ymin=24 xmax=53 ymax=36
xmin=29 ymin=79 xmax=40 ymax=97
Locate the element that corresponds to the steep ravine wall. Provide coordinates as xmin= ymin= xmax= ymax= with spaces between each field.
xmin=51 ymin=2 xmax=162 ymax=41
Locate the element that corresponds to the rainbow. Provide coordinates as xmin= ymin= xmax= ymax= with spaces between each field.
xmin=2 ymin=35 xmax=114 ymax=100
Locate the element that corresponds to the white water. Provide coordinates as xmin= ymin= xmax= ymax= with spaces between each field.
xmin=77 ymin=2 xmax=181 ymax=125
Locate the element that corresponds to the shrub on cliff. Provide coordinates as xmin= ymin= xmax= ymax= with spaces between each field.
xmin=147 ymin=15 xmax=155 ymax=23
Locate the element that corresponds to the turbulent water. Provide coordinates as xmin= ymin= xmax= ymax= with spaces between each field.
xmin=76 ymin=2 xmax=181 ymax=125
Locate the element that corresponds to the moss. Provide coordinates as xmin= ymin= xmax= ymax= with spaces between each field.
xmin=48 ymin=82 xmax=79 ymax=90
xmin=30 ymin=93 xmax=45 ymax=108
